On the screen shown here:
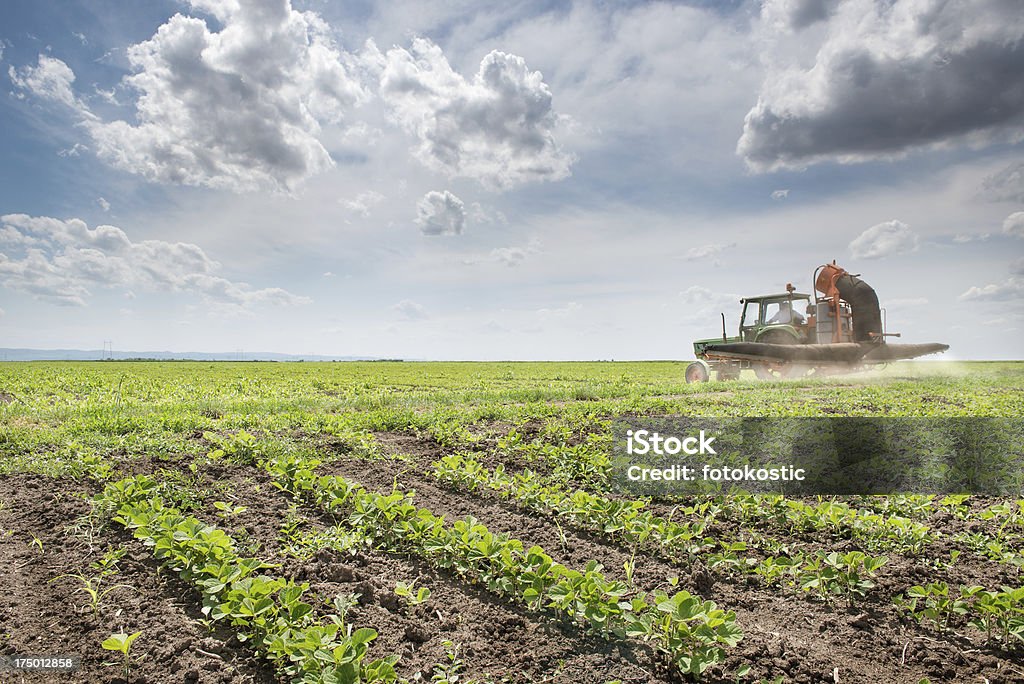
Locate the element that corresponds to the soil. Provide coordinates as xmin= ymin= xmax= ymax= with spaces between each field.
xmin=2 ymin=424 xmax=1023 ymax=684
xmin=0 ymin=474 xmax=280 ymax=684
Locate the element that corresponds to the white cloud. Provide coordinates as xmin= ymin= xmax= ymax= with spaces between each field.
xmin=952 ymin=232 xmax=990 ymax=243
xmin=849 ymin=220 xmax=919 ymax=259
xmin=770 ymin=189 xmax=789 ymax=200
xmin=13 ymin=1 xmax=371 ymax=193
xmin=681 ymin=242 xmax=735 ymax=261
xmin=57 ymin=143 xmax=87 ymax=158
xmin=1003 ymin=211 xmax=1024 ymax=238
xmin=8 ymin=54 xmax=82 ymax=109
xmin=740 ymin=0 xmax=1024 ymax=170
xmin=379 ymin=38 xmax=573 ymax=189
xmin=339 ymin=190 xmax=385 ymax=217
xmin=467 ymin=202 xmax=508 ymax=225
xmin=464 ymin=238 xmax=542 ymax=268
xmin=393 ymin=299 xmax=428 ymax=320
xmin=97 ymin=197 xmax=110 ymax=212
xmin=415 ymin=190 xmax=465 ymax=236
xmin=679 ymin=285 xmax=738 ymax=307
xmin=959 ymin=277 xmax=1024 ymax=301
xmin=536 ymin=302 xmax=580 ymax=318
xmin=0 ymin=214 xmax=308 ymax=309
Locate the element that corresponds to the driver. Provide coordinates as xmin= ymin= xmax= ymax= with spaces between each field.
xmin=767 ymin=301 xmax=806 ymax=325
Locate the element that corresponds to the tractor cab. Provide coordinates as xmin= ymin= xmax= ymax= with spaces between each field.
xmin=738 ymin=292 xmax=814 ymax=343
xmin=687 ymin=286 xmax=815 ymax=382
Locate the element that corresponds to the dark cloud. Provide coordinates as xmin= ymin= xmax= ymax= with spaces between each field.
xmin=980 ymin=162 xmax=1024 ymax=203
xmin=764 ymin=0 xmax=841 ymax=30
xmin=740 ymin=0 xmax=1024 ymax=170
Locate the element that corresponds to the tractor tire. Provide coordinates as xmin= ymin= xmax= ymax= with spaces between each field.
xmin=685 ymin=360 xmax=711 ymax=383
xmin=753 ymin=330 xmax=805 ymax=380
xmin=716 ymin=364 xmax=741 ymax=381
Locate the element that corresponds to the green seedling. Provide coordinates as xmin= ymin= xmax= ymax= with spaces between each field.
xmin=394 ymin=580 xmax=431 ymax=607
xmin=56 ymin=572 xmax=131 ymax=618
xmin=799 ymin=551 xmax=887 ymax=606
xmin=429 ymin=640 xmax=465 ymax=683
xmin=213 ymin=501 xmax=248 ymax=519
xmin=29 ymin=534 xmax=44 ymax=553
xmin=101 ymin=630 xmax=142 ymax=681
xmin=894 ymin=583 xmax=969 ymax=632
xmin=91 ymin=547 xmax=127 ymax=577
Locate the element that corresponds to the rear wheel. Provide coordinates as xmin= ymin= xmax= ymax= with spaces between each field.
xmin=753 ymin=330 xmax=808 ymax=380
xmin=716 ymin=364 xmax=741 ymax=381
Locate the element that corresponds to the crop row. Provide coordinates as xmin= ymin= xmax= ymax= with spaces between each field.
xmin=99 ymin=475 xmax=401 ymax=683
xmin=264 ymin=451 xmax=743 ymax=678
xmin=895 ymin=582 xmax=1024 ymax=647
xmin=430 ymin=452 xmax=898 ymax=604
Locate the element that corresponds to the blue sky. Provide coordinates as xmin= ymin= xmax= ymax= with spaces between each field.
xmin=0 ymin=0 xmax=1022 ymax=359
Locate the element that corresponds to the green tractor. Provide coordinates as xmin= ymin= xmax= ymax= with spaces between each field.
xmin=685 ymin=263 xmax=949 ymax=383
xmin=686 ymin=285 xmax=816 ymax=383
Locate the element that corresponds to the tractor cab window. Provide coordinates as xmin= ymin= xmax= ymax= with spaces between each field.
xmin=766 ymin=300 xmax=806 ymax=326
xmin=741 ymin=301 xmax=762 ymax=329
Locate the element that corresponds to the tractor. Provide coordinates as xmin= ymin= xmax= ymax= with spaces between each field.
xmin=684 ymin=262 xmax=949 ymax=383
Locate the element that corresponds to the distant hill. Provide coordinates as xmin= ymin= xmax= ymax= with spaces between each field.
xmin=0 ymin=348 xmax=393 ymax=362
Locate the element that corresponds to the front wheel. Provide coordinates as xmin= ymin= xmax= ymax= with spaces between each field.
xmin=685 ymin=361 xmax=710 ymax=383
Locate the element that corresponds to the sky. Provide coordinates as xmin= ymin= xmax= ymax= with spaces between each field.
xmin=0 ymin=0 xmax=1022 ymax=360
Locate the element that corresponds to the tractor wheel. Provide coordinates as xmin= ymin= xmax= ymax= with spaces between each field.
xmin=685 ymin=361 xmax=711 ymax=383
xmin=753 ymin=330 xmax=807 ymax=380
xmin=716 ymin=364 xmax=741 ymax=381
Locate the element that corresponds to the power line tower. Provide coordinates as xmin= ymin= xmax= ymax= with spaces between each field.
xmin=102 ymin=340 xmax=113 ymax=360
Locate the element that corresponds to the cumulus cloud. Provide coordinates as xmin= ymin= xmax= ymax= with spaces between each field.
xmin=681 ymin=242 xmax=735 ymax=261
xmin=393 ymin=299 xmax=428 ymax=320
xmin=8 ymin=54 xmax=82 ymax=109
xmin=12 ymin=0 xmax=370 ymax=193
xmin=464 ymin=238 xmax=542 ymax=267
xmin=339 ymin=190 xmax=385 ymax=217
xmin=379 ymin=38 xmax=573 ymax=189
xmin=740 ymin=0 xmax=1024 ymax=170
xmin=979 ymin=161 xmax=1024 ymax=203
xmin=1003 ymin=211 xmax=1024 ymax=238
xmin=959 ymin=278 xmax=1024 ymax=301
xmin=415 ymin=190 xmax=465 ymax=236
xmin=537 ymin=302 xmax=581 ymax=318
xmin=97 ymin=197 xmax=110 ymax=212
xmin=849 ymin=220 xmax=919 ymax=259
xmin=679 ymin=285 xmax=738 ymax=306
xmin=770 ymin=189 xmax=789 ymax=200
xmin=0 ymin=214 xmax=308 ymax=309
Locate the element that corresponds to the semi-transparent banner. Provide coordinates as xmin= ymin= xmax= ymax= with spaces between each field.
xmin=610 ymin=417 xmax=1024 ymax=496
